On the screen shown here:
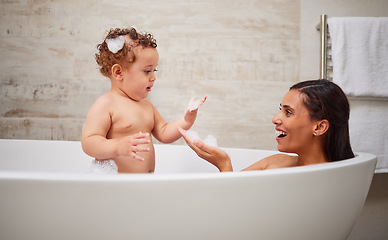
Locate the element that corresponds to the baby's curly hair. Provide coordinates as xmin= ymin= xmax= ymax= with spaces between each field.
xmin=95 ymin=27 xmax=157 ymax=77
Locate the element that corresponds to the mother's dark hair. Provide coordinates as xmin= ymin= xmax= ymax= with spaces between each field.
xmin=290 ymin=79 xmax=354 ymax=161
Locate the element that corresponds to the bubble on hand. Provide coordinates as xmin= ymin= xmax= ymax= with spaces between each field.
xmin=185 ymin=130 xmax=218 ymax=147
xmin=186 ymin=97 xmax=204 ymax=112
xmin=203 ymin=135 xmax=218 ymax=147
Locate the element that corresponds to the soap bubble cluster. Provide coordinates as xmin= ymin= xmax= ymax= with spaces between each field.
xmin=186 ymin=130 xmax=218 ymax=147
xmin=89 ymin=160 xmax=118 ymax=174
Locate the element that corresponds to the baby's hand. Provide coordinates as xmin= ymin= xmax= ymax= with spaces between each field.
xmin=184 ymin=96 xmax=206 ymax=123
xmin=116 ymin=132 xmax=151 ymax=161
xmin=186 ymin=96 xmax=207 ymax=113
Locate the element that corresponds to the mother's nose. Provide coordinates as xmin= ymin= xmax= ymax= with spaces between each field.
xmin=272 ymin=112 xmax=282 ymax=125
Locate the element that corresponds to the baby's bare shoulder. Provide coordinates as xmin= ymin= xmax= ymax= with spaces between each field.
xmin=93 ymin=93 xmax=116 ymax=107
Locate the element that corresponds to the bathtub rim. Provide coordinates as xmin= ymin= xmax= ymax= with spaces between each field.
xmin=0 ymin=151 xmax=376 ymax=182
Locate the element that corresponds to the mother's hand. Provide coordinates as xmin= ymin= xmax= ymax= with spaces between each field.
xmin=178 ymin=128 xmax=233 ymax=172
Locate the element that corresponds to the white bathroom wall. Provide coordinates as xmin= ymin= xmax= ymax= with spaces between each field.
xmin=0 ymin=0 xmax=299 ymax=151
xmin=300 ymin=1 xmax=388 ymax=239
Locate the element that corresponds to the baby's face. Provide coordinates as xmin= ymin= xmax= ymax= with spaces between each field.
xmin=121 ymin=46 xmax=159 ymax=101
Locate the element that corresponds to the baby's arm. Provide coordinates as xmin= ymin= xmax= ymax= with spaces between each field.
xmin=151 ymin=96 xmax=206 ymax=143
xmin=81 ymin=97 xmax=150 ymax=161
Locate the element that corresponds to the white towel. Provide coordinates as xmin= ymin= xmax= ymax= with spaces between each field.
xmin=328 ymin=17 xmax=388 ymax=98
xmin=349 ymin=101 xmax=388 ymax=173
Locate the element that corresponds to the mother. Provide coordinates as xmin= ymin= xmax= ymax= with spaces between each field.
xmin=179 ymin=79 xmax=355 ymax=172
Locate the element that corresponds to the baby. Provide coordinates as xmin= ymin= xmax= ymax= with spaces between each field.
xmin=81 ymin=28 xmax=206 ymax=173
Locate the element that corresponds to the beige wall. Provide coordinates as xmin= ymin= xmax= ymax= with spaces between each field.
xmin=0 ymin=0 xmax=299 ymax=151
xmin=1 ymin=0 xmax=387 ymax=239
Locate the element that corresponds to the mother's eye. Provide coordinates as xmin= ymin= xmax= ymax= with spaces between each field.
xmin=285 ymin=110 xmax=292 ymax=116
xmin=280 ymin=106 xmax=292 ymax=116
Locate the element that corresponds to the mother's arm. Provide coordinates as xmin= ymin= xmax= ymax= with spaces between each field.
xmin=179 ymin=128 xmax=290 ymax=172
xmin=178 ymin=128 xmax=233 ymax=172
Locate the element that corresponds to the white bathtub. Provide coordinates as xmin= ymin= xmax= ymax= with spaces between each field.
xmin=0 ymin=139 xmax=376 ymax=240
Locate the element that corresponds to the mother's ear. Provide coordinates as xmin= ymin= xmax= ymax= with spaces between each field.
xmin=314 ymin=119 xmax=329 ymax=136
xmin=111 ymin=64 xmax=123 ymax=81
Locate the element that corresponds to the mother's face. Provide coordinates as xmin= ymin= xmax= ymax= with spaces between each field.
xmin=272 ymin=89 xmax=319 ymax=154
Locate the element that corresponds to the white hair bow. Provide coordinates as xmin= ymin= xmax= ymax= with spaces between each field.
xmin=105 ymin=35 xmax=125 ymax=54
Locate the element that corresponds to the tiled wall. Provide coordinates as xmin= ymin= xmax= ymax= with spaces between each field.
xmin=0 ymin=0 xmax=299 ymax=150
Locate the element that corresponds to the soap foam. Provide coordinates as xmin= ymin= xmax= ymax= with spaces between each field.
xmin=185 ymin=130 xmax=218 ymax=147
xmin=89 ymin=160 xmax=118 ymax=174
xmin=186 ymin=97 xmax=204 ymax=112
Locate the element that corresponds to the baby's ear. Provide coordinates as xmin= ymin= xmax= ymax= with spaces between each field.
xmin=111 ymin=64 xmax=123 ymax=81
